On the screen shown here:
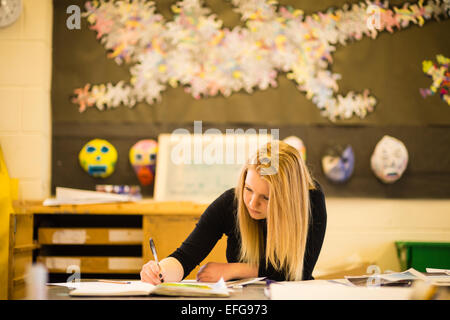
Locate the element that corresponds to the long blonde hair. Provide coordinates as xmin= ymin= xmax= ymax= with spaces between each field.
xmin=235 ymin=140 xmax=316 ymax=281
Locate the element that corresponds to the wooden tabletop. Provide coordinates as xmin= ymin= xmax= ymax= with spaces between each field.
xmin=13 ymin=200 xmax=210 ymax=215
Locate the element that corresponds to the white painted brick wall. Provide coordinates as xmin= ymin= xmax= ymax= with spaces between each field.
xmin=0 ymin=0 xmax=52 ymax=200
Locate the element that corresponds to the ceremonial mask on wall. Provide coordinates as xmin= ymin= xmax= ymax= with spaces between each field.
xmin=371 ymin=135 xmax=408 ymax=184
xmin=129 ymin=139 xmax=158 ymax=186
xmin=321 ymin=144 xmax=355 ymax=183
xmin=283 ymin=136 xmax=307 ymax=161
xmin=79 ymin=139 xmax=118 ymax=178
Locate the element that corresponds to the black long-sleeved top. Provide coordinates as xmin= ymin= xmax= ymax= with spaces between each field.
xmin=169 ymin=184 xmax=327 ymax=281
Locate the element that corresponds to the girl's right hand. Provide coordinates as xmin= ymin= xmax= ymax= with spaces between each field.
xmin=140 ymin=260 xmax=164 ymax=284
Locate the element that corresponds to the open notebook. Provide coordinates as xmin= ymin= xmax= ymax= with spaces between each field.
xmin=48 ymin=279 xmax=230 ymax=297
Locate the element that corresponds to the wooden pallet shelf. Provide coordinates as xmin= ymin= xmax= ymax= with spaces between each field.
xmin=37 ymin=256 xmax=143 ymax=274
xmin=9 ymin=200 xmax=227 ymax=299
xmin=38 ymin=228 xmax=143 ymax=245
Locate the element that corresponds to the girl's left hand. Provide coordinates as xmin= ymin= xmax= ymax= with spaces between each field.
xmin=196 ymin=262 xmax=233 ymax=282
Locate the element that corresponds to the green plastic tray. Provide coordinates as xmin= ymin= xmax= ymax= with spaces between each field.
xmin=395 ymin=241 xmax=450 ymax=272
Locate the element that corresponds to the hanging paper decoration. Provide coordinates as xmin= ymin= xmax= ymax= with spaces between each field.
xmin=72 ymin=0 xmax=450 ymax=121
xmin=370 ymin=135 xmax=409 ymax=184
xmin=419 ymin=54 xmax=450 ymax=106
xmin=321 ymin=144 xmax=355 ymax=183
xmin=129 ymin=139 xmax=158 ymax=186
xmin=283 ymin=136 xmax=307 ymax=161
xmin=78 ymin=139 xmax=118 ymax=178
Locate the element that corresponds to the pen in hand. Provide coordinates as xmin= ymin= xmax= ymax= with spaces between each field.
xmin=149 ymin=237 xmax=164 ymax=283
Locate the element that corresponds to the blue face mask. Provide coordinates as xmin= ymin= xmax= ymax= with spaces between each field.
xmin=322 ymin=145 xmax=355 ymax=183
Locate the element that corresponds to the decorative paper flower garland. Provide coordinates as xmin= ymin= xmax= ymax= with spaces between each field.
xmin=420 ymin=54 xmax=450 ymax=105
xmin=72 ymin=0 xmax=450 ymax=121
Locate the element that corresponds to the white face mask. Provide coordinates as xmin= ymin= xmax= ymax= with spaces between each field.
xmin=370 ymin=135 xmax=409 ymax=184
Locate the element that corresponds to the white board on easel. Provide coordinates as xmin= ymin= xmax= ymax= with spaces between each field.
xmin=154 ymin=133 xmax=272 ymax=203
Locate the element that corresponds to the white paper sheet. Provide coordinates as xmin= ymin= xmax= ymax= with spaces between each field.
xmin=267 ymin=280 xmax=413 ymax=300
xmin=426 ymin=268 xmax=450 ymax=274
xmin=43 ymin=187 xmax=138 ymax=206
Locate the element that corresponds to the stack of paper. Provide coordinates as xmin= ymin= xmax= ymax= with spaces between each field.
xmin=43 ymin=187 xmax=139 ymax=206
xmin=267 ymin=280 xmax=414 ymax=300
xmin=424 ymin=268 xmax=450 ymax=286
xmin=267 ymin=268 xmax=450 ymax=300
xmin=345 ymin=268 xmax=450 ymax=287
xmin=345 ymin=268 xmax=419 ymax=287
xmin=426 ymin=268 xmax=450 ymax=274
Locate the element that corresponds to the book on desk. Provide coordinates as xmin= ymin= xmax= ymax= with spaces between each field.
xmin=47 ymin=277 xmax=265 ymax=298
xmin=48 ymin=279 xmax=230 ymax=297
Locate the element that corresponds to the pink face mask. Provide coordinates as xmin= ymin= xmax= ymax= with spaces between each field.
xmin=129 ymin=139 xmax=158 ymax=186
xmin=371 ymin=135 xmax=409 ymax=184
xmin=283 ymin=136 xmax=307 ymax=161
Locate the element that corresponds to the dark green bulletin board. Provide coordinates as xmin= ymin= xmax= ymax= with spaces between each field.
xmin=51 ymin=0 xmax=450 ymax=198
